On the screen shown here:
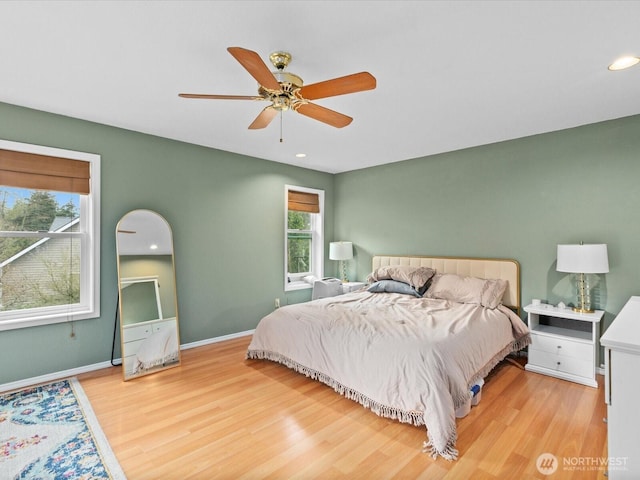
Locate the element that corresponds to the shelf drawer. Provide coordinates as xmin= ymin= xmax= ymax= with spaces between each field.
xmin=123 ymin=355 xmax=137 ymax=375
xmin=123 ymin=323 xmax=152 ymax=341
xmin=529 ymin=333 xmax=592 ymax=359
xmin=152 ymin=319 xmax=175 ymax=333
xmin=528 ymin=348 xmax=593 ymax=378
xmin=123 ymin=338 xmax=145 ymax=354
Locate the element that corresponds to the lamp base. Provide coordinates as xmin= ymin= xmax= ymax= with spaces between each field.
xmin=573 ymin=272 xmax=594 ymax=314
xmin=339 ymin=260 xmax=348 ymax=283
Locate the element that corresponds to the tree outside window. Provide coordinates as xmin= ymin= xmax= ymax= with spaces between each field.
xmin=287 ymin=210 xmax=312 ymax=275
xmin=0 ymin=188 xmax=81 ymax=311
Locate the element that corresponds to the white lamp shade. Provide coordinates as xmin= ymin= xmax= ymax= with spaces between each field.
xmin=557 ymin=244 xmax=609 ymax=274
xmin=329 ymin=241 xmax=353 ymax=261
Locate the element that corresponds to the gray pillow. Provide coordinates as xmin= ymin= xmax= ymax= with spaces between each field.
xmin=366 ymin=265 xmax=436 ymax=295
xmin=367 ymin=280 xmax=421 ymax=297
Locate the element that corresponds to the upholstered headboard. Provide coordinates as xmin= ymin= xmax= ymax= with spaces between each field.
xmin=371 ymin=255 xmax=520 ymax=312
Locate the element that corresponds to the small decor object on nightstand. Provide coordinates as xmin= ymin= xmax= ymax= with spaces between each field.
xmin=329 ymin=241 xmax=353 ymax=282
xmin=556 ymin=243 xmax=609 ymax=313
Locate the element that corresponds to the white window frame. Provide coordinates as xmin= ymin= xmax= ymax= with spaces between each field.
xmin=0 ymin=139 xmax=100 ymax=331
xmin=284 ymin=185 xmax=324 ymax=292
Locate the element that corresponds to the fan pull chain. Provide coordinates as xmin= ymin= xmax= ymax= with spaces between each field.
xmin=279 ymin=110 xmax=284 ymax=143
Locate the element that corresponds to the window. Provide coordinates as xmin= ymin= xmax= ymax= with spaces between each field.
xmin=0 ymin=139 xmax=100 ymax=330
xmin=285 ymin=185 xmax=324 ymax=291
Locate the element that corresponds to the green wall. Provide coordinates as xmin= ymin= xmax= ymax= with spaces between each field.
xmin=1 ymin=100 xmax=638 ymax=384
xmin=334 ymin=114 xmax=640 ymax=362
xmin=0 ymin=101 xmax=333 ymax=384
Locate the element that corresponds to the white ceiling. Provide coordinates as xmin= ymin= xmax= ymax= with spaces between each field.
xmin=2 ymin=1 xmax=639 ymax=174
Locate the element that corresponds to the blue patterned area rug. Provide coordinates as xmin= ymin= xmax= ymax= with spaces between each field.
xmin=0 ymin=377 xmax=126 ymax=479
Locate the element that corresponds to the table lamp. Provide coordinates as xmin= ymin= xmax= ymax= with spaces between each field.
xmin=556 ymin=243 xmax=609 ymax=313
xmin=329 ymin=241 xmax=353 ymax=283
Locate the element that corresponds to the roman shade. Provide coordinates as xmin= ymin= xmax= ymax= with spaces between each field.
xmin=288 ymin=190 xmax=320 ymax=213
xmin=0 ymin=148 xmax=91 ymax=194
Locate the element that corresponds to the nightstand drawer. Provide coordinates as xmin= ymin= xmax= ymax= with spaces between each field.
xmin=528 ymin=348 xmax=593 ymax=378
xmin=529 ymin=333 xmax=592 ymax=359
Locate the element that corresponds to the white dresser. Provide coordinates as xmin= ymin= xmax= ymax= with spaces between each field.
xmin=601 ymin=296 xmax=640 ymax=479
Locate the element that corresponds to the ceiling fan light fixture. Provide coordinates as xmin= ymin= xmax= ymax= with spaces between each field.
xmin=608 ymin=56 xmax=640 ymax=71
xmin=272 ymin=95 xmax=291 ymax=111
xmin=273 ymin=71 xmax=303 ymax=88
xmin=269 ymin=51 xmax=292 ymax=70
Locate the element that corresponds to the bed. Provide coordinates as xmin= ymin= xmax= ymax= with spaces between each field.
xmin=246 ymin=255 xmax=531 ymax=460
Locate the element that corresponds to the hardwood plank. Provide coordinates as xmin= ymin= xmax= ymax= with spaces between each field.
xmin=75 ymin=336 xmax=608 ymax=479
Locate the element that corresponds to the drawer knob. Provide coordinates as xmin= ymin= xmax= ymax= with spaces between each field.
xmin=557 ymin=361 xmax=561 ymax=366
xmin=556 ymin=345 xmax=562 ymax=349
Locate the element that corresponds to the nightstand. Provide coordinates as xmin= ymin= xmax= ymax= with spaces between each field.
xmin=342 ymin=281 xmax=366 ymax=294
xmin=312 ymin=280 xmax=365 ymax=300
xmin=524 ymin=303 xmax=603 ymax=388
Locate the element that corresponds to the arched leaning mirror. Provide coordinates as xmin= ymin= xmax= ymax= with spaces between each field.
xmin=116 ymin=210 xmax=181 ymax=381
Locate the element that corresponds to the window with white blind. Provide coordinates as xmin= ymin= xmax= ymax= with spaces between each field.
xmin=285 ymin=185 xmax=324 ymax=291
xmin=0 ymin=139 xmax=100 ymax=330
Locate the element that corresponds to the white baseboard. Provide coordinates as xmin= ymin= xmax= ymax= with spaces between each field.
xmin=0 ymin=360 xmax=116 ymax=393
xmin=0 ymin=330 xmax=255 ymax=393
xmin=180 ymin=329 xmax=254 ymax=350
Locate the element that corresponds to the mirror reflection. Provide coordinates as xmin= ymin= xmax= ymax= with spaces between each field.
xmin=116 ymin=209 xmax=181 ymax=380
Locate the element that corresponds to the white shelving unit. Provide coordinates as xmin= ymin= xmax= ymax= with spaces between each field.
xmin=524 ymin=303 xmax=603 ymax=388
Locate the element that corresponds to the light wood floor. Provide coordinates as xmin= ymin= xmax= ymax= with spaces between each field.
xmin=78 ymin=336 xmax=608 ymax=479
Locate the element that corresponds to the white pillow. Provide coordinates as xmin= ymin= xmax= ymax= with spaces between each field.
xmin=424 ymin=273 xmax=508 ymax=309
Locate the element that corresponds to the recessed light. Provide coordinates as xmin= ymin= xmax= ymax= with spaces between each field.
xmin=150 ymin=244 xmax=158 ymax=250
xmin=295 ymin=153 xmax=306 ymax=158
xmin=608 ymin=56 xmax=640 ymax=71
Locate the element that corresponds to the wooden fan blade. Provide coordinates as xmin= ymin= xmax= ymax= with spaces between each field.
xmin=295 ymin=103 xmax=353 ymax=128
xmin=298 ymin=72 xmax=376 ymax=100
xmin=248 ymin=106 xmax=278 ymax=130
xmin=179 ymin=93 xmax=264 ymax=100
xmin=227 ymin=47 xmax=281 ymax=92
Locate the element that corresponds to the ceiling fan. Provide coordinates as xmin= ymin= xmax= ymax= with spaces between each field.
xmin=179 ymin=47 xmax=376 ymax=130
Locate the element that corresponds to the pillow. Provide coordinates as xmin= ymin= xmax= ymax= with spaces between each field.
xmin=424 ymin=273 xmax=508 ymax=309
xmin=367 ymin=280 xmax=421 ymax=298
xmin=366 ymin=265 xmax=436 ymax=294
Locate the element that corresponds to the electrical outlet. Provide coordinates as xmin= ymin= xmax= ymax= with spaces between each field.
xmin=275 ymin=298 xmax=280 ymax=309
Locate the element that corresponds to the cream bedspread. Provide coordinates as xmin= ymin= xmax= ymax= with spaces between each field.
xmin=133 ymin=326 xmax=179 ymax=374
xmin=246 ymin=290 xmax=530 ymax=460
